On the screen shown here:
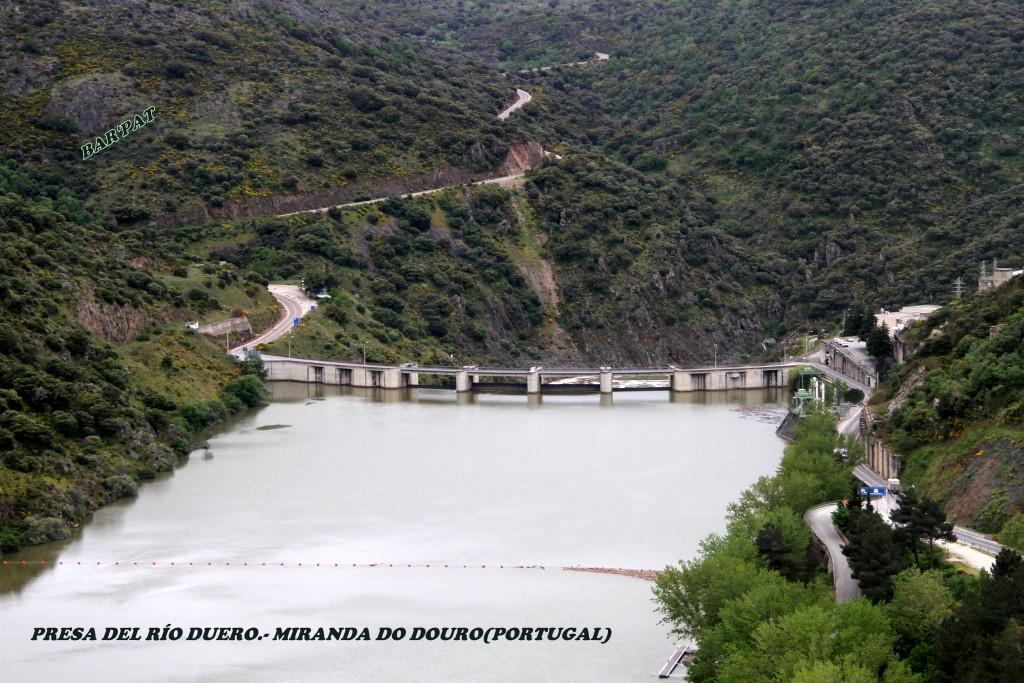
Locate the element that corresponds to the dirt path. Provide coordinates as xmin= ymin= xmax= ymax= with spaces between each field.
xmin=275 ymin=52 xmax=612 ymax=218
xmin=517 ymin=51 xmax=610 ymax=74
xmin=275 ymin=171 xmax=531 ymax=218
xmin=942 ymin=541 xmax=996 ymax=571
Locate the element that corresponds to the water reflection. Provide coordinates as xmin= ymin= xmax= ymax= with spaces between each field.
xmin=265 ymin=381 xmax=787 ymax=407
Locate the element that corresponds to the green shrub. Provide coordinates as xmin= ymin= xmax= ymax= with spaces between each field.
xmin=220 ymin=391 xmax=244 ymax=413
xmin=51 ymin=411 xmax=79 ymax=436
xmin=222 ymin=374 xmax=266 ymax=408
xmin=325 ymin=304 xmax=349 ymax=325
xmin=40 ymin=113 xmax=78 ymax=133
xmin=843 ymin=388 xmax=865 ymax=403
xmin=6 ymin=411 xmax=55 ymax=446
xmin=998 ymin=514 xmax=1024 ymax=553
xmin=0 ymin=428 xmax=14 ymax=450
xmin=170 ymin=436 xmax=191 ymax=457
xmin=0 ymin=530 xmax=21 ymax=553
xmin=145 ymin=408 xmax=169 ymax=431
xmin=179 ymin=399 xmax=214 ymax=428
xmin=239 ymin=357 xmax=266 ymax=378
xmin=143 ymin=393 xmax=177 ymax=411
xmin=632 ymin=151 xmax=667 ymax=172
xmin=104 ymin=475 xmax=138 ymax=499
xmin=65 ymin=329 xmax=91 ymax=357
xmin=20 ymin=516 xmax=70 ymax=546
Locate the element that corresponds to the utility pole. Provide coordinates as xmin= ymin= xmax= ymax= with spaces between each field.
xmin=980 ymin=260 xmax=988 ymax=278
xmin=953 ymin=277 xmax=964 ymax=299
xmin=713 ymin=343 xmax=718 ymax=368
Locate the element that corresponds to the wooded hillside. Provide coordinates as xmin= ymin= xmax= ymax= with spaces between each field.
xmin=2 ymin=0 xmax=1023 ymax=547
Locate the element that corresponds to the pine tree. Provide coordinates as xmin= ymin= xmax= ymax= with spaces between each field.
xmin=865 ymin=322 xmax=894 ymax=362
xmin=893 ymin=488 xmax=956 ymax=569
xmin=918 ymin=497 xmax=957 ymax=568
xmin=935 ymin=548 xmax=1024 ymax=681
xmin=843 ymin=303 xmax=868 ymax=338
xmin=842 ymin=509 xmax=905 ymax=602
xmin=754 ymin=522 xmax=803 ymax=582
xmin=892 ymin=488 xmax=925 ymax=568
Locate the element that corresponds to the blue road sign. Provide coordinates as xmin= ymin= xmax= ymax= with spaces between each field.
xmin=293 ymin=317 xmax=300 ymax=327
xmin=860 ymin=487 xmax=887 ymax=497
xmin=311 ymin=305 xmax=316 ymax=311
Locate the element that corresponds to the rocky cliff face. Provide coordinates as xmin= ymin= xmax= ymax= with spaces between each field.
xmin=46 ymin=73 xmax=140 ymax=136
xmin=498 ymin=141 xmax=546 ymax=177
xmin=76 ymin=296 xmax=151 ymax=344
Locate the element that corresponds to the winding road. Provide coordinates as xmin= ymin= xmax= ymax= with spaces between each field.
xmin=276 ymin=51 xmax=612 ymax=218
xmin=274 ymin=50 xmax=618 ymax=219
xmin=276 ymin=87 xmax=536 ymax=219
xmin=854 ymin=464 xmax=1001 ymax=563
xmin=497 ymin=88 xmax=532 ymax=120
xmin=805 ymin=503 xmax=860 ymax=601
xmin=800 ymin=344 xmax=1002 ymax=575
xmin=230 ymin=284 xmax=312 ymax=356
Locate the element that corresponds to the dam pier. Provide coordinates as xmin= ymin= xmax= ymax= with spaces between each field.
xmin=257 ymin=354 xmax=794 ymax=395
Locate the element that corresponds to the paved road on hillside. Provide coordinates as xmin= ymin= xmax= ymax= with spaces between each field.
xmin=853 ymin=464 xmax=1003 ymax=558
xmin=805 ymin=503 xmax=859 ymax=601
xmin=230 ymin=284 xmax=311 ymax=355
xmin=497 ymin=88 xmax=532 ymax=119
xmin=797 ymin=342 xmax=1001 ymax=584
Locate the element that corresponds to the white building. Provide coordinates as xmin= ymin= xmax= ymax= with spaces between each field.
xmin=874 ymin=305 xmax=942 ymax=338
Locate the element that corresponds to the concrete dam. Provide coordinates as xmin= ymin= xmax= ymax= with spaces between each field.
xmin=258 ymin=355 xmax=795 ymax=395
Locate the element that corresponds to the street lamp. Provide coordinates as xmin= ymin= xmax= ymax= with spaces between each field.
xmin=713 ymin=343 xmax=718 ymax=368
xmin=362 ymin=343 xmax=367 ymax=365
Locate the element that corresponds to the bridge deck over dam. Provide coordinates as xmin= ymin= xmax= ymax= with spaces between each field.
xmin=257 ymin=354 xmax=795 ymax=394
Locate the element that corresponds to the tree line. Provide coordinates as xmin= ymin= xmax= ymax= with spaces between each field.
xmin=655 ymin=409 xmax=1024 ymax=681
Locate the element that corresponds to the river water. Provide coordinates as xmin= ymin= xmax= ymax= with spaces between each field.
xmin=0 ymin=384 xmax=787 ymax=681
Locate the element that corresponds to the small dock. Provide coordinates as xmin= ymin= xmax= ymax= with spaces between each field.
xmin=775 ymin=410 xmax=800 ymax=441
xmin=658 ymin=642 xmax=696 ymax=678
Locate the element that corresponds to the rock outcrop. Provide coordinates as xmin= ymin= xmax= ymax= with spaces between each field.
xmin=497 ymin=141 xmax=545 ymax=177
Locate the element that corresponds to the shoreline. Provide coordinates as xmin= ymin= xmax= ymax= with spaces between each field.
xmin=564 ymin=566 xmax=662 ymax=581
